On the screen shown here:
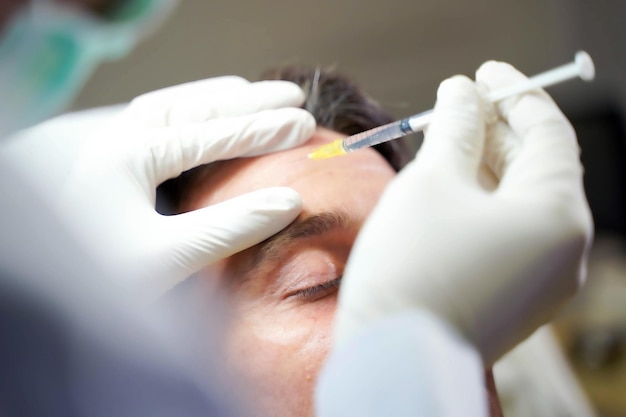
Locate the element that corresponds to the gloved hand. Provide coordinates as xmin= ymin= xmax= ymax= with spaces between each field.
xmin=60 ymin=76 xmax=315 ymax=301
xmin=333 ymin=62 xmax=593 ymax=365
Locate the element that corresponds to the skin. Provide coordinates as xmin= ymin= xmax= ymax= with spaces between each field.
xmin=179 ymin=128 xmax=397 ymax=417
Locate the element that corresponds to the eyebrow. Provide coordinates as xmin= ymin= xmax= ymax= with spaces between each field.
xmin=252 ymin=210 xmax=355 ymax=269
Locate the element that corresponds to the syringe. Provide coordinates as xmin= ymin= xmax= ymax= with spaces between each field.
xmin=308 ymin=51 xmax=595 ymax=160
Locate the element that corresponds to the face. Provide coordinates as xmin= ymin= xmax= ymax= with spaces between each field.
xmin=178 ymin=128 xmax=397 ymax=417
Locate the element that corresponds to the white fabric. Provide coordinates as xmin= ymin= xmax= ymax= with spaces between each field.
xmin=316 ymin=311 xmax=488 ymax=417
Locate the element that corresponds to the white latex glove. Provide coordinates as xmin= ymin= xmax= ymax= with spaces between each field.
xmin=334 ymin=62 xmax=593 ymax=365
xmin=59 ymin=76 xmax=315 ymax=300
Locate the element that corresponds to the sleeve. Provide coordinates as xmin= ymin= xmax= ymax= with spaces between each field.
xmin=315 ymin=310 xmax=489 ymax=417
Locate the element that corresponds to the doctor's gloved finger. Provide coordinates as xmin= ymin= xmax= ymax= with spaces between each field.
xmin=165 ymin=187 xmax=303 ymax=272
xmin=417 ymin=76 xmax=486 ymax=180
xmin=483 ymin=120 xmax=521 ymax=180
xmin=476 ymin=61 xmax=581 ymax=192
xmin=126 ymin=79 xmax=308 ymax=127
xmin=124 ymin=76 xmax=250 ymax=125
xmin=164 ymin=81 xmax=309 ymax=125
xmin=136 ymin=76 xmax=250 ymax=102
xmin=150 ymin=108 xmax=316 ymax=184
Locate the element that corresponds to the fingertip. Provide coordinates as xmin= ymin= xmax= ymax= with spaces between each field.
xmin=214 ymin=187 xmax=303 ymax=235
xmin=433 ymin=76 xmax=482 ymax=121
xmin=475 ymin=60 xmax=505 ymax=78
xmin=275 ymin=80 xmax=308 ymax=107
xmin=188 ymin=75 xmax=251 ymax=91
xmin=250 ymin=80 xmax=309 ymax=108
xmin=210 ymin=187 xmax=302 ymax=218
xmin=436 ymin=75 xmax=479 ymax=104
xmin=167 ymin=187 xmax=303 ymax=269
xmin=183 ymin=187 xmax=302 ymax=224
xmin=475 ymin=61 xmax=527 ymax=90
xmin=257 ymin=107 xmax=316 ymax=152
xmin=257 ymin=186 xmax=303 ymax=214
xmin=419 ymin=74 xmax=485 ymax=178
xmin=148 ymin=76 xmax=251 ymax=99
xmin=299 ymin=109 xmax=317 ymax=136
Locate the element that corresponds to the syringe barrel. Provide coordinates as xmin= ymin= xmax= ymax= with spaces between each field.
xmin=343 ymin=119 xmax=410 ymax=153
xmin=330 ymin=51 xmax=595 ymax=159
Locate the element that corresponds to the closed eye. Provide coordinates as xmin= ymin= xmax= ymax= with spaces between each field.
xmin=288 ymin=276 xmax=342 ymax=302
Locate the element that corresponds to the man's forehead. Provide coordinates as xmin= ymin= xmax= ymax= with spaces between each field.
xmin=168 ymin=128 xmax=397 ymax=215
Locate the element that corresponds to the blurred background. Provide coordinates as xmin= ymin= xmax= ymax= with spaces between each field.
xmin=73 ymin=0 xmax=625 ymax=415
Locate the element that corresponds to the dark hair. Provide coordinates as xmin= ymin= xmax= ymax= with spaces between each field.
xmin=157 ymin=67 xmax=413 ymax=214
xmin=260 ymin=66 xmax=412 ymax=171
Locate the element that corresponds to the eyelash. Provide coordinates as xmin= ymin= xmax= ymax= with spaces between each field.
xmin=290 ymin=276 xmax=342 ymax=301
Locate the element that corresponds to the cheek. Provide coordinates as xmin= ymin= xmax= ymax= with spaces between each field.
xmin=226 ymin=303 xmax=334 ymax=374
xmin=223 ymin=301 xmax=335 ymax=414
